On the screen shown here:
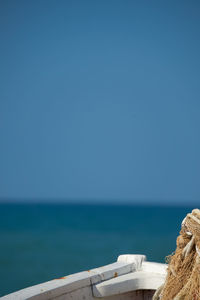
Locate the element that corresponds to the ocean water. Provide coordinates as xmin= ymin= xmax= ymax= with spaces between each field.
xmin=0 ymin=203 xmax=194 ymax=296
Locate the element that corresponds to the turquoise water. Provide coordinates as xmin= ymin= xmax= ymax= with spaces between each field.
xmin=0 ymin=203 xmax=194 ymax=296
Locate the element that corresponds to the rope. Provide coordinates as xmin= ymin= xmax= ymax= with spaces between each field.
xmin=153 ymin=208 xmax=200 ymax=300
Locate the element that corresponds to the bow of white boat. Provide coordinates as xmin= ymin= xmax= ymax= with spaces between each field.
xmin=1 ymin=255 xmax=167 ymax=300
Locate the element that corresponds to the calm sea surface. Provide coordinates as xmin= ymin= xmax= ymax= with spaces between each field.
xmin=0 ymin=203 xmax=195 ymax=296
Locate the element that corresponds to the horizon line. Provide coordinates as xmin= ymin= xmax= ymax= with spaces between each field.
xmin=0 ymin=197 xmax=199 ymax=208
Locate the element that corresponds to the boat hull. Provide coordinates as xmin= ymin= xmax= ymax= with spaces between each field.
xmin=1 ymin=255 xmax=166 ymax=300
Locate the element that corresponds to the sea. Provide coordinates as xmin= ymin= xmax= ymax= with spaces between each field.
xmin=0 ymin=203 xmax=195 ymax=297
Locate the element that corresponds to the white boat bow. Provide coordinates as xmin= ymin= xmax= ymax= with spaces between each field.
xmin=1 ymin=255 xmax=167 ymax=300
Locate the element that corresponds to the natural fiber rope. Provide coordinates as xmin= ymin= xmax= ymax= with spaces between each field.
xmin=153 ymin=209 xmax=200 ymax=300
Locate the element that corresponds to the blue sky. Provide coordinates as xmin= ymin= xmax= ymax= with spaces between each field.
xmin=0 ymin=0 xmax=200 ymax=204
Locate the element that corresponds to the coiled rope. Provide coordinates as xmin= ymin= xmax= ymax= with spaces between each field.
xmin=153 ymin=209 xmax=200 ymax=300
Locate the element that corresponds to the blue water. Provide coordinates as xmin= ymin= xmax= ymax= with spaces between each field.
xmin=0 ymin=203 xmax=194 ymax=296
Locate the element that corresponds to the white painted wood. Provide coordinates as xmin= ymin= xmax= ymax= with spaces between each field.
xmin=1 ymin=260 xmax=139 ymax=299
xmin=51 ymin=286 xmax=93 ymax=300
xmin=142 ymin=261 xmax=167 ymax=275
xmin=1 ymin=271 xmax=91 ymax=300
xmin=0 ymin=256 xmax=166 ymax=300
xmin=93 ymin=271 xmax=166 ymax=297
xmin=117 ymin=254 xmax=146 ymax=271
xmin=89 ymin=260 xmax=138 ymax=284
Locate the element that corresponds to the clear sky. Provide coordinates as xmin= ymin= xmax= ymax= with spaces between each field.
xmin=0 ymin=0 xmax=200 ymax=204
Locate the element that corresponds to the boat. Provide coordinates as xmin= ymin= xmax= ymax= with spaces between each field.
xmin=1 ymin=254 xmax=167 ymax=300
